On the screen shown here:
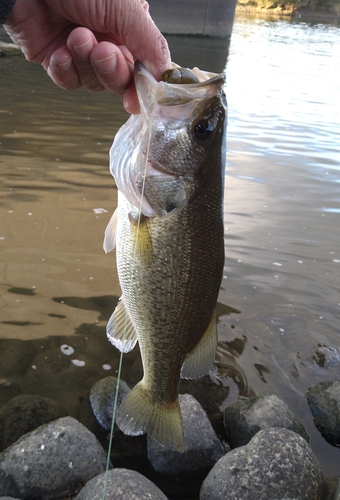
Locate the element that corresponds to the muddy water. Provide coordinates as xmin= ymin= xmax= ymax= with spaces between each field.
xmin=1 ymin=15 xmax=340 ymax=480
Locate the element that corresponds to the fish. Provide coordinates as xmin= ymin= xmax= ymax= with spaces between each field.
xmin=103 ymin=62 xmax=227 ymax=452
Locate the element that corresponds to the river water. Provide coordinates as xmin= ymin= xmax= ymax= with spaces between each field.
xmin=0 ymin=15 xmax=340 ymax=480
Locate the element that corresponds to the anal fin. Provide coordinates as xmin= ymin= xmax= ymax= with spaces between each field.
xmin=107 ymin=297 xmax=137 ymax=353
xmin=180 ymin=310 xmax=217 ymax=379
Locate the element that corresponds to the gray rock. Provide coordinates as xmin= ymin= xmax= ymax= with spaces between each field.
xmin=21 ymin=348 xmax=106 ymax=394
xmin=307 ymin=379 xmax=340 ymax=446
xmin=0 ymin=394 xmax=67 ymax=451
xmin=334 ymin=477 xmax=340 ymax=500
xmin=0 ymin=416 xmax=108 ymax=499
xmin=0 ymin=497 xmax=21 ymax=500
xmin=147 ymin=394 xmax=224 ymax=478
xmin=223 ymin=394 xmax=309 ymax=448
xmin=313 ymin=344 xmax=340 ymax=368
xmin=75 ymin=468 xmax=168 ymax=500
xmin=89 ymin=376 xmax=131 ymax=430
xmin=200 ymin=427 xmax=327 ymax=500
xmin=0 ymin=339 xmax=36 ymax=378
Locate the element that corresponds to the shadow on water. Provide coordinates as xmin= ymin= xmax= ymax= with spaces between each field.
xmin=0 ymin=293 xmax=242 ymax=492
xmin=166 ymin=35 xmax=231 ymax=73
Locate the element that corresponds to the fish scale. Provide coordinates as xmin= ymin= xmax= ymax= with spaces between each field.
xmin=104 ymin=62 xmax=227 ymax=451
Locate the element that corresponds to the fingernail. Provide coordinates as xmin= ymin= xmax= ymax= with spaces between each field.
xmin=73 ymin=38 xmax=93 ymax=60
xmin=93 ymin=53 xmax=117 ymax=74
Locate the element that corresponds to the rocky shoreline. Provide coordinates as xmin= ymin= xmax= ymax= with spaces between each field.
xmin=1 ymin=367 xmax=340 ymax=499
xmin=235 ymin=1 xmax=340 ymax=19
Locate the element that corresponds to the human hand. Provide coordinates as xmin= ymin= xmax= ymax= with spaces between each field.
xmin=4 ymin=0 xmax=171 ymax=113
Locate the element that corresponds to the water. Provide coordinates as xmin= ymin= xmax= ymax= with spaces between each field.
xmin=1 ymin=15 xmax=340 ymax=482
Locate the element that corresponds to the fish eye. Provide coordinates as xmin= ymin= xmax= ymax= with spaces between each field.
xmin=194 ymin=119 xmax=213 ymax=141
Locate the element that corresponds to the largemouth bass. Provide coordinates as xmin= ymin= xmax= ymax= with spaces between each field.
xmin=104 ymin=62 xmax=227 ymax=452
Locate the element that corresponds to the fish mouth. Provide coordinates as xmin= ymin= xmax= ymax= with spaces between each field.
xmin=135 ymin=61 xmax=226 ymax=108
xmin=144 ymin=152 xmax=174 ymax=177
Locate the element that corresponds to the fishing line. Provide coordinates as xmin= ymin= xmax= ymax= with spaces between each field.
xmin=101 ymin=97 xmax=155 ymax=499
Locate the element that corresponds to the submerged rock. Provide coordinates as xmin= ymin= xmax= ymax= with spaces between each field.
xmin=0 ymin=416 xmax=107 ymax=499
xmin=200 ymin=427 xmax=327 ymax=500
xmin=0 ymin=394 xmax=67 ymax=451
xmin=89 ymin=376 xmax=131 ymax=430
xmin=75 ymin=468 xmax=168 ymax=500
xmin=0 ymin=497 xmax=21 ymax=500
xmin=0 ymin=339 xmax=36 ymax=378
xmin=223 ymin=394 xmax=309 ymax=448
xmin=307 ymin=379 xmax=340 ymax=446
xmin=148 ymin=394 xmax=224 ymax=477
xmin=313 ymin=344 xmax=340 ymax=369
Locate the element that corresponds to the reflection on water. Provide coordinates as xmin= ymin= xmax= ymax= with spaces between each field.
xmin=1 ymin=18 xmax=340 ymax=478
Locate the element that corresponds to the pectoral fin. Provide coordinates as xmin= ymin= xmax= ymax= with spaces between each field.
xmin=103 ymin=208 xmax=119 ymax=253
xmin=107 ymin=297 xmax=138 ymax=353
xmin=129 ymin=212 xmax=153 ymax=266
xmin=181 ymin=311 xmax=217 ymax=379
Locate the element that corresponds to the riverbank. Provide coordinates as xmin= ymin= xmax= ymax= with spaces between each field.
xmin=236 ymin=0 xmax=340 ymax=18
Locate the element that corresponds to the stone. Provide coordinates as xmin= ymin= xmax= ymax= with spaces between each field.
xmin=0 ymin=394 xmax=67 ymax=451
xmin=0 ymin=497 xmax=21 ymax=500
xmin=21 ymin=349 xmax=106 ymax=394
xmin=200 ymin=427 xmax=328 ymax=500
xmin=0 ymin=416 xmax=108 ymax=499
xmin=334 ymin=477 xmax=340 ymax=500
xmin=313 ymin=344 xmax=340 ymax=368
xmin=147 ymin=394 xmax=224 ymax=478
xmin=75 ymin=468 xmax=168 ymax=500
xmin=0 ymin=339 xmax=36 ymax=378
xmin=307 ymin=379 xmax=340 ymax=446
xmin=223 ymin=394 xmax=309 ymax=447
xmin=89 ymin=376 xmax=131 ymax=430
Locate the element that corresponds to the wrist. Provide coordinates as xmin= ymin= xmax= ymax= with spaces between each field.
xmin=0 ymin=0 xmax=16 ymax=24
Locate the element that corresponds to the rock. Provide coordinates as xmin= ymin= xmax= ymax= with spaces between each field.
xmin=148 ymin=394 xmax=224 ymax=478
xmin=0 ymin=394 xmax=67 ymax=451
xmin=0 ymin=383 xmax=21 ymax=409
xmin=21 ymin=348 xmax=106 ymax=394
xmin=0 ymin=497 xmax=21 ymax=500
xmin=200 ymin=428 xmax=328 ymax=500
xmin=313 ymin=344 xmax=340 ymax=368
xmin=89 ymin=376 xmax=131 ymax=430
xmin=0 ymin=339 xmax=36 ymax=378
xmin=20 ymin=348 xmax=111 ymax=418
xmin=0 ymin=416 xmax=108 ymax=499
xmin=223 ymin=394 xmax=309 ymax=447
xmin=307 ymin=379 xmax=340 ymax=446
xmin=334 ymin=477 xmax=340 ymax=500
xmin=180 ymin=371 xmax=230 ymax=415
xmin=75 ymin=468 xmax=168 ymax=500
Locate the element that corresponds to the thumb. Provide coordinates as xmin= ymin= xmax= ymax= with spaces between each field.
xmin=116 ymin=0 xmax=171 ymax=81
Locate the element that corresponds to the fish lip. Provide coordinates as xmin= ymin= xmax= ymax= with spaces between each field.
xmin=134 ymin=61 xmax=225 ymax=87
xmin=146 ymin=153 xmax=175 ymax=177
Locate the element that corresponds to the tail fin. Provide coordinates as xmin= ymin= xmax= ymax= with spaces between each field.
xmin=116 ymin=381 xmax=184 ymax=452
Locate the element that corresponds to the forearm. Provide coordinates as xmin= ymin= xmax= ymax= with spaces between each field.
xmin=0 ymin=0 xmax=15 ymax=24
